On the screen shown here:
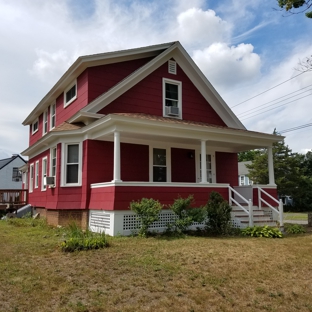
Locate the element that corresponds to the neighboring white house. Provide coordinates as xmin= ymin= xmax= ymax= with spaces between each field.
xmin=238 ymin=161 xmax=253 ymax=186
xmin=0 ymin=155 xmax=27 ymax=189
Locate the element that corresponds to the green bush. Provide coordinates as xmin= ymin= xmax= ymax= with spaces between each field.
xmin=285 ymin=224 xmax=306 ymax=234
xmin=241 ymin=225 xmax=283 ymax=238
xmin=61 ymin=222 xmax=109 ymax=252
xmin=205 ymin=191 xmax=232 ymax=235
xmin=167 ymin=195 xmax=206 ymax=234
xmin=130 ymin=198 xmax=163 ymax=237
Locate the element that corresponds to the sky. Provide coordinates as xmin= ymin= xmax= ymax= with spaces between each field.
xmin=0 ymin=0 xmax=311 ymax=160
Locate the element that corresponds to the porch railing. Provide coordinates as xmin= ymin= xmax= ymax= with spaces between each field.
xmin=228 ymin=186 xmax=253 ymax=227
xmin=0 ymin=189 xmax=28 ymax=210
xmin=257 ymin=187 xmax=283 ymax=227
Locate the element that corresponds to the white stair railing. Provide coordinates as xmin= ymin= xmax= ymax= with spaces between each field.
xmin=257 ymin=187 xmax=283 ymax=227
xmin=228 ymin=186 xmax=253 ymax=227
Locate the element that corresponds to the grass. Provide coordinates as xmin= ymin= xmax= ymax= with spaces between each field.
xmin=284 ymin=212 xmax=308 ymax=221
xmin=1 ymin=220 xmax=312 ymax=311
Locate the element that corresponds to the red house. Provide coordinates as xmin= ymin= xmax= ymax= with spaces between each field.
xmin=21 ymin=42 xmax=283 ymax=235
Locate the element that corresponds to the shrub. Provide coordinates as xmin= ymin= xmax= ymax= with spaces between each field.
xmin=168 ymin=195 xmax=206 ymax=234
xmin=61 ymin=222 xmax=109 ymax=252
xmin=241 ymin=225 xmax=283 ymax=238
xmin=130 ymin=198 xmax=163 ymax=237
xmin=285 ymin=224 xmax=306 ymax=234
xmin=205 ymin=191 xmax=232 ymax=235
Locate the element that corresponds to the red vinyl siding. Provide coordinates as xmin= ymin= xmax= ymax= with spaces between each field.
xmin=215 ymin=152 xmax=238 ymax=186
xmin=171 ymin=148 xmax=196 ymax=182
xmin=89 ymin=185 xmax=229 ymax=210
xmin=99 ymin=61 xmax=226 ymax=126
xmin=253 ymin=187 xmax=278 ymax=207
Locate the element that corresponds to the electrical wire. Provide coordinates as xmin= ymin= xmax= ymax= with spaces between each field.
xmin=231 ymin=71 xmax=308 ymax=108
xmin=278 ymin=123 xmax=312 ymax=134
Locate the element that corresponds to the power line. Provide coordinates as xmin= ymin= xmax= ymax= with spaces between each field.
xmin=237 ymin=87 xmax=312 ymax=118
xmin=240 ymin=93 xmax=312 ymax=120
xmin=278 ymin=123 xmax=312 ymax=134
xmin=231 ymin=71 xmax=307 ymax=108
xmin=237 ymin=84 xmax=312 ymax=117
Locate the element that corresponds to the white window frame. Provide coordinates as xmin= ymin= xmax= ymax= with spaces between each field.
xmin=61 ymin=142 xmax=82 ymax=187
xmin=41 ymin=157 xmax=48 ymax=191
xmin=50 ymin=146 xmax=57 ymax=184
xmin=162 ymin=78 xmax=182 ymax=119
xmin=149 ymin=146 xmax=171 ymax=182
xmin=64 ymin=80 xmax=77 ymax=108
xmin=195 ymin=150 xmax=216 ymax=183
xmin=239 ymin=175 xmax=245 ymax=186
xmin=50 ymin=103 xmax=56 ymax=130
xmin=23 ymin=171 xmax=28 ymax=189
xmin=32 ymin=118 xmax=39 ymax=134
xmin=42 ymin=109 xmax=48 ymax=135
xmin=29 ymin=164 xmax=34 ymax=193
xmin=35 ymin=160 xmax=39 ymax=189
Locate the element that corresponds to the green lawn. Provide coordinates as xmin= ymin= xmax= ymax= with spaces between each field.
xmin=1 ymin=220 xmax=312 ymax=312
xmin=284 ymin=212 xmax=308 ymax=221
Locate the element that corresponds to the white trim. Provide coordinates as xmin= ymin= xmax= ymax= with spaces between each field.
xmin=64 ymin=80 xmax=77 ymax=108
xmin=42 ymin=109 xmax=48 ymax=136
xmin=195 ymin=149 xmax=216 ymax=183
xmin=91 ymin=181 xmax=230 ymax=188
xmin=149 ymin=145 xmax=171 ymax=182
xmin=29 ymin=163 xmax=34 ymax=193
xmin=50 ymin=146 xmax=57 ymax=185
xmin=162 ymin=78 xmax=182 ymax=119
xmin=41 ymin=156 xmax=48 ymax=191
xmin=112 ymin=131 xmax=122 ymax=182
xmin=50 ymin=102 xmax=56 ymax=130
xmin=61 ymin=142 xmax=82 ymax=187
xmin=35 ymin=160 xmax=39 ymax=189
xmin=32 ymin=118 xmax=39 ymax=134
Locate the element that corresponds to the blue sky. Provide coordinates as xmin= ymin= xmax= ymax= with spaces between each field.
xmin=0 ymin=0 xmax=311 ymax=159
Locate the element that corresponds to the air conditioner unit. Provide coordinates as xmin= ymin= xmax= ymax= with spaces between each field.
xmin=165 ymin=106 xmax=179 ymax=116
xmin=46 ymin=176 xmax=55 ymax=186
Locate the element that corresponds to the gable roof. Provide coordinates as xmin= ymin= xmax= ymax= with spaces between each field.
xmin=23 ymin=41 xmax=245 ymax=130
xmin=0 ymin=155 xmax=26 ymax=170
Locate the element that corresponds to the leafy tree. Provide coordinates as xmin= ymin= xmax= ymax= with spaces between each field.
xmin=238 ymin=150 xmax=261 ymax=162
xmin=277 ymin=0 xmax=312 ymax=18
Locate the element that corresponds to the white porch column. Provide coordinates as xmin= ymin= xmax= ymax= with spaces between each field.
xmin=112 ymin=131 xmax=122 ymax=182
xmin=267 ymin=146 xmax=275 ymax=185
xmin=200 ymin=140 xmax=207 ymax=183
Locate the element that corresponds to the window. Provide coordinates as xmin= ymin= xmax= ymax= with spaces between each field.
xmin=239 ymin=175 xmax=245 ymax=186
xmin=29 ymin=164 xmax=34 ymax=193
xmin=64 ymin=81 xmax=77 ymax=107
xmin=42 ymin=157 xmax=47 ymax=191
xmin=163 ymin=78 xmax=182 ymax=118
xmin=50 ymin=146 xmax=57 ymax=178
xmin=12 ymin=167 xmax=22 ymax=182
xmin=153 ymin=148 xmax=167 ymax=182
xmin=35 ymin=161 xmax=39 ymax=188
xmin=62 ymin=143 xmax=82 ymax=186
xmin=50 ymin=103 xmax=56 ymax=130
xmin=200 ymin=154 xmax=213 ymax=183
xmin=43 ymin=109 xmax=48 ymax=135
xmin=32 ymin=118 xmax=39 ymax=134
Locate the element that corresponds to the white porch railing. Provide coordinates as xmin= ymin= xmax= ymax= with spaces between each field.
xmin=228 ymin=186 xmax=253 ymax=227
xmin=257 ymin=187 xmax=284 ymax=227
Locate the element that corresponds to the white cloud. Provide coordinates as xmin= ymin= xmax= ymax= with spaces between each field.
xmin=193 ymin=42 xmax=261 ymax=90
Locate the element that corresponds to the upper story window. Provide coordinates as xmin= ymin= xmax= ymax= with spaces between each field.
xmin=64 ymin=81 xmax=77 ymax=107
xmin=163 ymin=78 xmax=182 ymax=119
xmin=50 ymin=103 xmax=56 ymax=130
xmin=43 ymin=109 xmax=48 ymax=135
xmin=32 ymin=118 xmax=39 ymax=134
xmin=12 ymin=167 xmax=22 ymax=182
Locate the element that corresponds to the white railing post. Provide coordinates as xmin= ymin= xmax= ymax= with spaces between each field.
xmin=279 ymin=199 xmax=284 ymax=229
xmin=258 ymin=187 xmax=261 ymax=209
xmin=248 ymin=199 xmax=253 ymax=227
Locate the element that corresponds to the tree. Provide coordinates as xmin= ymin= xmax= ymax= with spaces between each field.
xmin=238 ymin=150 xmax=261 ymax=162
xmin=246 ymin=139 xmax=312 ymax=210
xmin=277 ymin=0 xmax=312 ymax=18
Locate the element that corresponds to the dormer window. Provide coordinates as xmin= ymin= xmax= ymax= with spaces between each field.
xmin=42 ymin=109 xmax=48 ymax=135
xmin=163 ymin=78 xmax=182 ymax=119
xmin=64 ymin=81 xmax=77 ymax=107
xmin=32 ymin=118 xmax=39 ymax=134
